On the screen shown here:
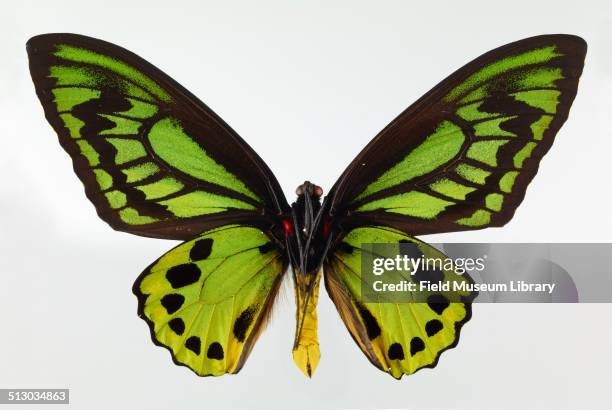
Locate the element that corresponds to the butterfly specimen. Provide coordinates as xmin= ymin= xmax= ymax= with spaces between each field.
xmin=27 ymin=33 xmax=586 ymax=379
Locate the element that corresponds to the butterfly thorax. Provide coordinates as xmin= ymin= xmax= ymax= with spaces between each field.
xmin=287 ymin=181 xmax=326 ymax=275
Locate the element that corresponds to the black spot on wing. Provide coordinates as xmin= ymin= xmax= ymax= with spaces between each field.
xmin=356 ymin=302 xmax=381 ymax=340
xmin=233 ymin=305 xmax=259 ymax=342
xmin=425 ymin=319 xmax=444 ymax=337
xmin=410 ymin=337 xmax=425 ymax=356
xmin=190 ymin=238 xmax=213 ymax=261
xmin=388 ymin=343 xmax=405 ymax=360
xmin=168 ymin=317 xmax=185 ymax=335
xmin=399 ymin=241 xmax=445 ymax=284
xmin=399 ymin=240 xmax=422 ymax=259
xmin=427 ymin=294 xmax=450 ymax=315
xmin=207 ymin=342 xmax=225 ymax=360
xmin=166 ymin=263 xmax=201 ymax=288
xmin=185 ymin=336 xmax=201 ymax=355
xmin=258 ymin=242 xmax=275 ymax=254
xmin=161 ymin=294 xmax=185 ymax=314
xmin=413 ymin=267 xmax=445 ymax=286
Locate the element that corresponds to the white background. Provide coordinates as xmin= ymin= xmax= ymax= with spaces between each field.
xmin=1 ymin=1 xmax=611 ymax=409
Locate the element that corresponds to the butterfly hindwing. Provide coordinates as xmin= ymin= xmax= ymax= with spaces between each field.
xmin=27 ymin=33 xmax=288 ymax=240
xmin=133 ymin=225 xmax=287 ymax=376
xmin=328 ymin=35 xmax=586 ymax=235
xmin=324 ymin=226 xmax=476 ymax=379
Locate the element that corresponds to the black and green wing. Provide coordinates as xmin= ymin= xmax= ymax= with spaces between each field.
xmin=324 ymin=226 xmax=475 ymax=379
xmin=327 ymin=34 xmax=586 ymax=235
xmin=133 ymin=224 xmax=287 ymax=376
xmin=27 ymin=33 xmax=288 ymax=240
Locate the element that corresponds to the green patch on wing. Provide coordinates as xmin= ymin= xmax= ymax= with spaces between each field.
xmin=429 ymin=179 xmax=475 ymax=200
xmin=158 ymin=191 xmax=255 ymax=217
xmin=473 ymin=117 xmax=517 ymax=138
xmin=356 ymin=121 xmax=465 ymax=201
xmin=99 ymin=115 xmax=142 ymax=135
xmin=122 ymin=163 xmax=160 ymax=183
xmin=52 ymin=87 xmax=101 ymax=111
xmin=499 ymin=171 xmax=519 ymax=193
xmin=59 ymin=113 xmax=85 ymax=138
xmin=445 ymin=45 xmax=561 ymax=102
xmin=147 ymin=117 xmax=260 ymax=201
xmin=53 ymin=44 xmax=171 ymax=102
xmin=512 ymin=90 xmax=560 ymax=114
xmin=485 ymin=193 xmax=504 ymax=212
xmin=137 ymin=177 xmax=185 ymax=200
xmin=358 ymin=191 xmax=454 ymax=219
xmin=456 ymin=210 xmax=491 ymax=227
xmin=466 ymin=140 xmax=509 ymax=167
xmin=455 ymin=164 xmax=491 ymax=185
xmin=76 ymin=140 xmax=99 ymax=165
xmin=48 ymin=65 xmax=154 ymax=102
xmin=513 ymin=142 xmax=537 ymax=168
xmin=119 ymin=208 xmax=159 ymax=225
xmin=106 ymin=138 xmax=147 ymax=164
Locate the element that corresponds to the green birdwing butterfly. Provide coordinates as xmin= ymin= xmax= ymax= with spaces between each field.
xmin=27 ymin=33 xmax=586 ymax=379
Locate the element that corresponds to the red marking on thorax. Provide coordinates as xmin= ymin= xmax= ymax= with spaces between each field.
xmin=282 ymin=218 xmax=293 ymax=236
xmin=323 ymin=220 xmax=330 ymax=239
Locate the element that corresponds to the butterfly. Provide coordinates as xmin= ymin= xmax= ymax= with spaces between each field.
xmin=27 ymin=33 xmax=586 ymax=379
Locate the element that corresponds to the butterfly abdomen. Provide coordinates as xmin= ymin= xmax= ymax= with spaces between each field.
xmin=292 ymin=271 xmax=322 ymax=377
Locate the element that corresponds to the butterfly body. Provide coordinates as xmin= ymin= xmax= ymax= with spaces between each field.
xmin=27 ymin=33 xmax=586 ymax=379
xmin=283 ymin=181 xmax=329 ymax=376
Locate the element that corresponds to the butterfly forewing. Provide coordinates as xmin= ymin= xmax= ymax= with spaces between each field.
xmin=27 ymin=33 xmax=288 ymax=240
xmin=328 ymin=35 xmax=586 ymax=235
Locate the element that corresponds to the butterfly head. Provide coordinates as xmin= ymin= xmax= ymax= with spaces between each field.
xmin=295 ymin=182 xmax=323 ymax=199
